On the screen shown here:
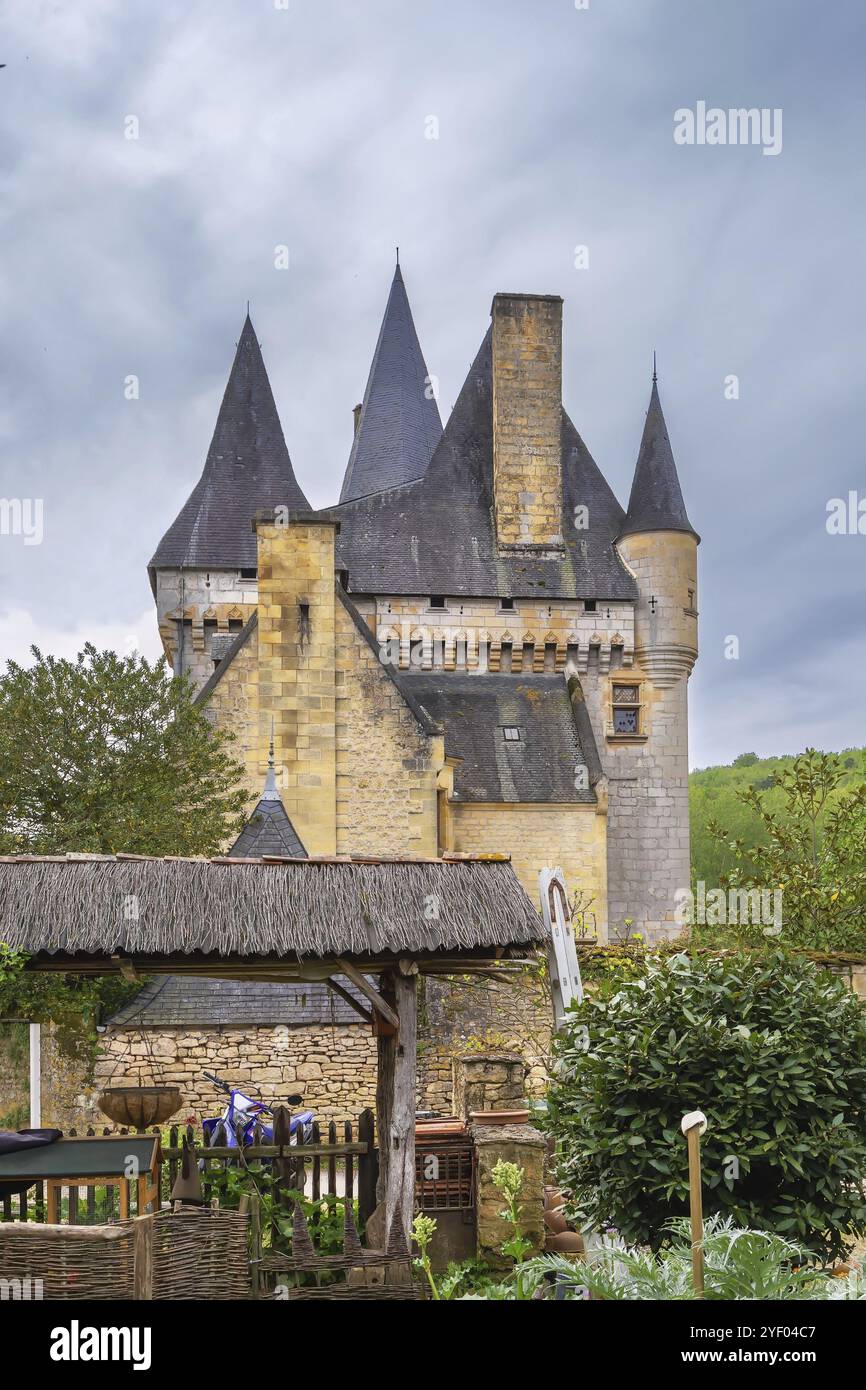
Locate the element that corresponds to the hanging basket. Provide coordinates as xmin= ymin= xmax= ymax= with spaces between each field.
xmin=98 ymin=1085 xmax=182 ymax=1130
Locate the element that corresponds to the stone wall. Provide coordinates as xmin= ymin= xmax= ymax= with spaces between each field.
xmin=334 ymin=596 xmax=443 ymax=858
xmin=450 ymin=800 xmax=608 ymax=932
xmin=418 ymin=974 xmax=552 ymax=1115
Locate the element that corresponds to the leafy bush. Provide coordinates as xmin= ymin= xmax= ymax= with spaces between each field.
xmin=545 ymin=951 xmax=866 ymax=1262
xmin=528 ymin=1217 xmax=866 ymax=1300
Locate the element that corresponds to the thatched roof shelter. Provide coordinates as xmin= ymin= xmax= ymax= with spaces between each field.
xmin=0 ymin=850 xmax=547 ymax=1244
xmin=0 ymin=852 xmax=545 ymax=975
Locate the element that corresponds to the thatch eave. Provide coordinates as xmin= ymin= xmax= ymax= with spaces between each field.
xmin=0 ymin=855 xmax=546 ymax=968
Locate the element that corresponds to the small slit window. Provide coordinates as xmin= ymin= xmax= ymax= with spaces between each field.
xmin=502 ymin=726 xmax=522 ymax=742
xmin=239 ymin=568 xmax=257 ymax=580
xmin=584 ymin=599 xmax=597 ymax=613
xmin=500 ymin=597 xmax=515 ymax=611
xmin=429 ymin=595 xmax=446 ymax=609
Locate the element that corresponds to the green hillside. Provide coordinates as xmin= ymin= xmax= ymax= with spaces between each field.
xmin=690 ymin=747 xmax=866 ymax=888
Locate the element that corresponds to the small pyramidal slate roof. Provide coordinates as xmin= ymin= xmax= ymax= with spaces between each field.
xmin=619 ymin=370 xmax=698 ymax=541
xmin=339 ymin=259 xmax=443 ymax=503
xmin=149 ymin=314 xmax=310 ymax=579
xmin=228 ymin=737 xmax=307 ymax=859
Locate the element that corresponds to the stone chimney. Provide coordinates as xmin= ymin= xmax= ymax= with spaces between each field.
xmin=491 ymin=292 xmax=564 ymax=549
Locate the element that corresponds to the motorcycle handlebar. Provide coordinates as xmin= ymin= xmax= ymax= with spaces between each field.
xmin=202 ymin=1070 xmax=232 ymax=1094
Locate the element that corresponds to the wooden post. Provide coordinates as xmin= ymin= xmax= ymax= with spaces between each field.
xmin=385 ymin=972 xmax=417 ymax=1246
xmin=132 ymin=1213 xmax=154 ymax=1300
xmin=681 ymin=1110 xmax=707 ymax=1298
xmin=239 ymin=1192 xmax=261 ymax=1300
xmin=374 ymin=972 xmax=398 ymax=1214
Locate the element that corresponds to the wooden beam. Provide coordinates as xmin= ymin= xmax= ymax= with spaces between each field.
xmin=336 ymin=959 xmax=400 ymax=1029
xmin=325 ymin=977 xmax=374 ymax=1024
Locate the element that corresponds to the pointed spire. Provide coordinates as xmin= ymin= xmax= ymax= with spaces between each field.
xmin=227 ymin=728 xmax=308 ymax=859
xmin=338 ymin=260 xmax=443 ymax=503
xmin=149 ymin=313 xmax=310 ymax=575
xmin=618 ymin=375 xmax=698 ymax=541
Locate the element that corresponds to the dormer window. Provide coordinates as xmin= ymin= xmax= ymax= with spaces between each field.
xmin=502 ymin=726 xmax=522 ymax=742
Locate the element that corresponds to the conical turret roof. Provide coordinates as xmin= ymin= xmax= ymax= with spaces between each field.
xmin=619 ymin=376 xmax=698 ymax=540
xmin=149 ymin=314 xmax=310 ymax=579
xmin=339 ymin=261 xmax=443 ymax=503
xmin=228 ymin=738 xmax=307 ymax=859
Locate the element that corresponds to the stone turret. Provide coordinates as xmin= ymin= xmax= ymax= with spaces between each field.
xmin=605 ymin=373 xmax=699 ymax=942
xmin=148 ymin=313 xmax=309 ymax=690
xmin=617 ymin=372 xmax=699 ymax=688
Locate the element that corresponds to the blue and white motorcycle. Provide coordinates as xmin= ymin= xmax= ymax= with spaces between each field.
xmin=201 ymin=1070 xmax=314 ymax=1153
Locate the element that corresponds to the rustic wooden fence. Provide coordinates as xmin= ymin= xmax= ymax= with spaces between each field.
xmin=1 ymin=1109 xmax=378 ymax=1235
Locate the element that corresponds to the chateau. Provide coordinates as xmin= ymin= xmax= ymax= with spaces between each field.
xmin=149 ymin=263 xmax=699 ymax=943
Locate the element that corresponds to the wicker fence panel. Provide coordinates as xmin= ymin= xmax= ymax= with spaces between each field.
xmin=151 ymin=1208 xmax=251 ymax=1300
xmin=0 ymin=1208 xmax=251 ymax=1300
xmin=0 ymin=1223 xmax=136 ymax=1300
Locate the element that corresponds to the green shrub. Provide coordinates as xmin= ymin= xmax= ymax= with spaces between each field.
xmin=545 ymin=951 xmax=866 ymax=1262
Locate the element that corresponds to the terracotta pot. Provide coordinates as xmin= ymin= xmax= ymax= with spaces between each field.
xmin=469 ymin=1108 xmax=530 ymax=1126
xmin=544 ymin=1208 xmax=568 ymax=1234
xmin=544 ymin=1230 xmax=586 ymax=1256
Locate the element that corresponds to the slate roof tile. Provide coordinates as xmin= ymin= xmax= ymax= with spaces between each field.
xmin=332 ymin=326 xmax=638 ymax=601
xmin=149 ymin=315 xmax=310 ymax=580
xmin=339 ymin=263 xmax=443 ymax=503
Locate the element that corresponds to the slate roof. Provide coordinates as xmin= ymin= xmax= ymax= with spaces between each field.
xmin=331 ymin=326 xmax=638 ymax=601
xmin=394 ymin=672 xmax=598 ymax=803
xmin=107 ymin=975 xmax=365 ymax=1028
xmin=148 ymin=315 xmax=310 ymax=583
xmin=339 ymin=263 xmax=443 ymax=503
xmin=619 ymin=377 xmax=698 ymax=540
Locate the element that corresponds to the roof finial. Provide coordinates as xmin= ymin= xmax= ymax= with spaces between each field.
xmin=263 ymin=716 xmax=279 ymax=799
xmin=652 ymin=350 xmax=658 ymax=384
xmin=395 ymin=245 xmax=399 ymax=266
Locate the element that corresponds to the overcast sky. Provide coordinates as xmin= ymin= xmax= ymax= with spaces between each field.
xmin=0 ymin=0 xmax=864 ymax=769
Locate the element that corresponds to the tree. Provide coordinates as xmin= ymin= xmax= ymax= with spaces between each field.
xmin=0 ymin=644 xmax=247 ymax=856
xmin=706 ymin=749 xmax=866 ymax=951
xmin=545 ymin=952 xmax=866 ymax=1263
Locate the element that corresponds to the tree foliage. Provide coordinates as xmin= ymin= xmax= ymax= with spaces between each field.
xmin=703 ymin=750 xmax=866 ymax=951
xmin=690 ymin=746 xmax=866 ymax=894
xmin=545 ymin=952 xmax=866 ymax=1263
xmin=0 ymin=643 xmax=247 ymax=856
xmin=0 ymin=644 xmax=248 ymax=1065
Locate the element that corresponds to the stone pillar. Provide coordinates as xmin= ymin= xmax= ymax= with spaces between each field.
xmin=452 ymin=1051 xmax=526 ymax=1120
xmin=473 ymin=1124 xmax=546 ymax=1268
xmin=491 ymin=293 xmax=564 ymax=550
